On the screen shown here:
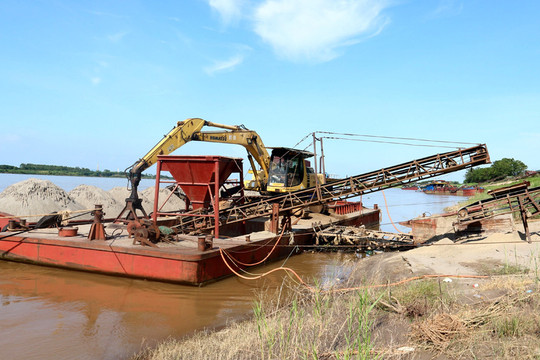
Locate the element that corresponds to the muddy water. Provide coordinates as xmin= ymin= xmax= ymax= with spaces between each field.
xmin=0 ymin=182 xmax=466 ymax=360
xmin=0 ymin=252 xmax=355 ymax=360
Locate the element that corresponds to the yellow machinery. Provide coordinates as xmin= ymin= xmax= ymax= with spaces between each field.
xmin=126 ymin=118 xmax=325 ymax=199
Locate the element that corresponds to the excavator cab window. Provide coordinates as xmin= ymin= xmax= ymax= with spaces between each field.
xmin=268 ymin=149 xmax=305 ymax=188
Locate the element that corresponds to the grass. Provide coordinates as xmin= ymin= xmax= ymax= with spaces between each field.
xmin=133 ymin=277 xmax=382 ymax=360
xmin=133 ymin=273 xmax=540 ymax=360
xmin=449 ymin=174 xmax=540 ymax=214
xmin=132 ymin=243 xmax=540 ymax=360
xmin=477 ymin=247 xmax=531 ymax=276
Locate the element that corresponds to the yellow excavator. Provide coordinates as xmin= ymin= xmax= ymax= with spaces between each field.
xmin=119 ymin=118 xmax=326 ymax=220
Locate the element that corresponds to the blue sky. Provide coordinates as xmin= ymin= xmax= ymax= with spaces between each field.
xmin=1 ymin=0 xmax=538 ymax=181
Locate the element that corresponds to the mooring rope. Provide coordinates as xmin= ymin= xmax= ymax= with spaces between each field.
xmin=220 ymin=226 xmax=287 ymax=267
xmin=382 ymin=189 xmax=408 ymax=235
xmin=0 ymin=208 xmax=95 ymax=219
xmin=219 ymin=249 xmax=489 ymax=293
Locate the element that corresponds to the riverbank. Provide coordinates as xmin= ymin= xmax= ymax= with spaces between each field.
xmin=0 ymin=163 xmax=158 ymax=179
xmin=133 ymin=219 xmax=540 ymax=359
xmin=442 ymin=174 xmax=540 ymax=214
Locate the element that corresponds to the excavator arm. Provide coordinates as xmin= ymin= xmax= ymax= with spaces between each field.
xmin=126 ymin=118 xmax=271 ymax=199
xmin=191 ymin=130 xmax=270 ymax=188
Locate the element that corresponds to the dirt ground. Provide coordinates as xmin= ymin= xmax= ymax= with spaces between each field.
xmin=132 ymin=217 xmax=540 ymax=360
xmin=359 ymin=216 xmax=540 ymax=282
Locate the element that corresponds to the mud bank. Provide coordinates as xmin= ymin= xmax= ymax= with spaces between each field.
xmin=133 ymin=219 xmax=540 ymax=360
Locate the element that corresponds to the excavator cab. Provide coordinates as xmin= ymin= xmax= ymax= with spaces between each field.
xmin=266 ymin=147 xmax=318 ymax=193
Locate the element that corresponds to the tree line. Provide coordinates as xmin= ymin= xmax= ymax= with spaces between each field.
xmin=0 ymin=163 xmax=156 ymax=178
xmin=465 ymin=158 xmax=528 ymax=183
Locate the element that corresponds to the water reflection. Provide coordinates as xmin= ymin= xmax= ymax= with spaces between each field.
xmin=0 ymin=188 xmax=466 ymax=360
xmin=0 ymin=252 xmax=356 ymax=360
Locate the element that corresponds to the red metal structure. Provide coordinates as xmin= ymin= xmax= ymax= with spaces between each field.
xmin=152 ymin=155 xmax=244 ymax=239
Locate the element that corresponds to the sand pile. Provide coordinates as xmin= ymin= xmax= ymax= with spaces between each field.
xmin=0 ymin=178 xmax=84 ymax=218
xmin=108 ymin=186 xmax=185 ymax=214
xmin=140 ymin=186 xmax=185 ymax=213
xmin=108 ymin=187 xmax=132 ymax=205
xmin=0 ymin=179 xmax=188 ymax=220
xmin=69 ymin=185 xmax=124 ymax=218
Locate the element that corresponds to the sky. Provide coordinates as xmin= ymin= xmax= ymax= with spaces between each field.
xmin=0 ymin=0 xmax=539 ymax=181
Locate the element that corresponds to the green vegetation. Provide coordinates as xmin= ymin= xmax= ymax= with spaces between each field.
xmin=465 ymin=158 xmax=528 ymax=183
xmin=454 ymin=174 xmax=540 ymax=210
xmin=133 ymin=279 xmax=382 ymax=360
xmin=133 ymin=274 xmax=540 ymax=360
xmin=0 ymin=163 xmax=157 ymax=179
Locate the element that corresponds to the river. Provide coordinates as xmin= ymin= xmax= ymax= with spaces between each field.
xmin=0 ymin=175 xmax=466 ymax=359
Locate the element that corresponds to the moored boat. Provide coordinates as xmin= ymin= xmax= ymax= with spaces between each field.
xmin=421 ymin=180 xmax=484 ymax=196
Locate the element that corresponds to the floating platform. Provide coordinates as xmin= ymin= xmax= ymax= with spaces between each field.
xmin=0 ymin=208 xmax=379 ymax=286
xmin=422 ymin=181 xmax=485 ymax=196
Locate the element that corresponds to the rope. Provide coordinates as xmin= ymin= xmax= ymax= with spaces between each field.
xmin=221 ymin=226 xmax=287 ymax=266
xmin=219 ymin=248 xmax=489 ymax=293
xmin=315 ymin=131 xmax=479 ymax=146
xmin=328 ymin=274 xmax=489 ymax=292
xmin=320 ymin=136 xmax=460 ymax=149
xmin=0 ymin=210 xmax=94 ymax=240
xmin=0 ymin=208 xmax=95 ymax=219
xmin=382 ymin=189 xmax=407 ymax=235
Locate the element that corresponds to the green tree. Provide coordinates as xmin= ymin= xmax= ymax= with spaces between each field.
xmin=465 ymin=158 xmax=527 ymax=183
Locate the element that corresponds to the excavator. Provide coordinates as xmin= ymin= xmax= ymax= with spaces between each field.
xmin=116 ymin=118 xmax=325 ymax=221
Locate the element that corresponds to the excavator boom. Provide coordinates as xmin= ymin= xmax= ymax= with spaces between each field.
xmin=119 ymin=118 xmax=274 ymax=221
xmin=125 ymin=118 xmax=271 ymax=208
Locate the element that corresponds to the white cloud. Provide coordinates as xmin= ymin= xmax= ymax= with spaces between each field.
xmin=204 ymin=55 xmax=244 ymax=75
xmin=253 ymin=0 xmax=391 ymax=63
xmin=208 ymin=0 xmax=246 ymax=25
xmin=0 ymin=133 xmax=21 ymax=143
xmin=91 ymin=77 xmax=102 ymax=85
xmin=429 ymin=0 xmax=463 ymax=18
xmin=107 ymin=31 xmax=129 ymax=43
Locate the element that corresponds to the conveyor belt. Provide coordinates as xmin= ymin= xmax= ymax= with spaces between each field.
xmin=177 ymin=144 xmax=490 ymax=232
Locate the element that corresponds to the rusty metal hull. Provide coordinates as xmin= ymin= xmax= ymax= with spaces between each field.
xmin=423 ymin=188 xmax=484 ymax=196
xmin=0 ymin=208 xmax=380 ymax=285
xmin=0 ymin=231 xmax=307 ymax=285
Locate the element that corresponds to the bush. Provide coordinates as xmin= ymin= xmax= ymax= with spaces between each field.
xmin=465 ymin=158 xmax=527 ymax=183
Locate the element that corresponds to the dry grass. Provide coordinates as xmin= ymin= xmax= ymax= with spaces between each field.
xmin=408 ymin=277 xmax=540 ymax=358
xmin=132 ymin=261 xmax=540 ymax=360
xmin=133 ymin=276 xmax=381 ymax=360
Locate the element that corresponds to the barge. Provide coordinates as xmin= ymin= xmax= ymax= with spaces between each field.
xmin=0 ymin=206 xmax=380 ymax=285
xmin=421 ymin=180 xmax=484 ymax=196
xmin=0 ymin=143 xmax=492 ymax=284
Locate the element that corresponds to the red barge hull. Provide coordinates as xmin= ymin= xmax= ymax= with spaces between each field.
xmin=0 ymin=208 xmax=380 ymax=286
xmin=423 ymin=188 xmax=484 ymax=196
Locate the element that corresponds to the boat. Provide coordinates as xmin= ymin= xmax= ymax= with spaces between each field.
xmin=0 ymin=202 xmax=379 ymax=286
xmin=421 ymin=180 xmax=484 ymax=196
xmin=401 ymin=185 xmax=419 ymax=190
xmin=0 ymin=143 xmax=491 ymax=285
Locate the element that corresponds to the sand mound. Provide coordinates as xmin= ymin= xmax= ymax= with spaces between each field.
xmin=0 ymin=178 xmax=85 ymax=218
xmin=108 ymin=186 xmax=185 ymax=214
xmin=0 ymin=180 xmax=187 ymax=221
xmin=69 ymin=185 xmax=124 ymax=218
xmin=108 ymin=187 xmax=132 ymax=205
xmin=141 ymin=186 xmax=186 ymax=213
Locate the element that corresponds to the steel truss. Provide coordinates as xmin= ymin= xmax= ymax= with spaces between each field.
xmin=176 ymin=144 xmax=490 ymax=232
xmin=455 ymin=182 xmax=540 ymax=242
